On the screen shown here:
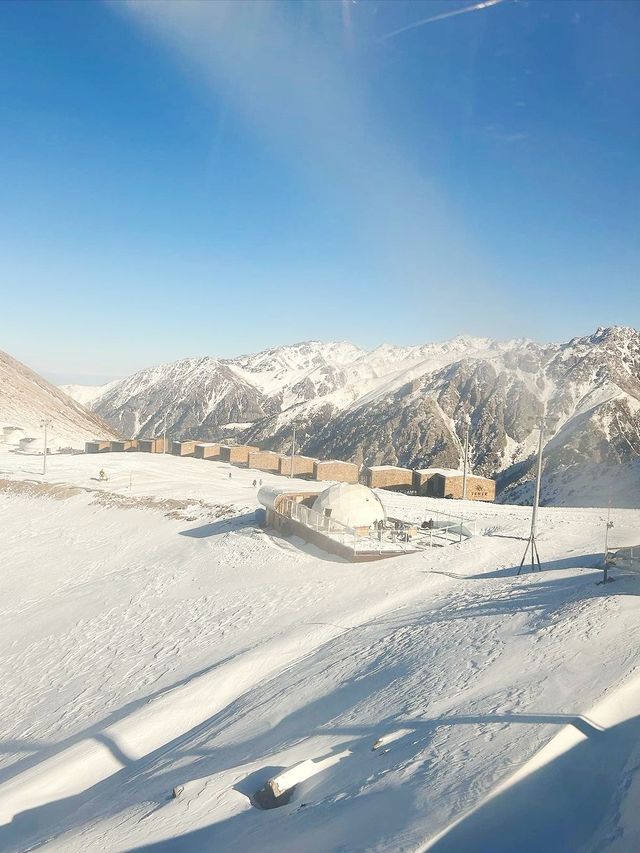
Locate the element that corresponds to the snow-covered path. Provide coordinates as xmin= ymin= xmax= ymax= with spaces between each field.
xmin=1 ymin=448 xmax=639 ymax=851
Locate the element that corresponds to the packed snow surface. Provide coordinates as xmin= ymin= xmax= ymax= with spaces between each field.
xmin=1 ymin=447 xmax=639 ymax=852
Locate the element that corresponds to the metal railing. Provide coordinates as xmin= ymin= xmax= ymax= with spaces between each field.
xmin=380 ymin=493 xmax=478 ymax=539
xmin=282 ymin=498 xmax=473 ymax=554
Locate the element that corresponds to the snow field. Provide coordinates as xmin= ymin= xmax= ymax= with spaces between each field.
xmin=0 ymin=448 xmax=639 ymax=851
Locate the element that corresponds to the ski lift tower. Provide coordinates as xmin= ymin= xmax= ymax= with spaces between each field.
xmin=517 ymin=416 xmax=554 ymax=575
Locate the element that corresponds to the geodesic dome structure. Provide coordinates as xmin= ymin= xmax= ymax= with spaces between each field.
xmin=18 ymin=436 xmax=52 ymax=454
xmin=312 ymin=482 xmax=386 ymax=529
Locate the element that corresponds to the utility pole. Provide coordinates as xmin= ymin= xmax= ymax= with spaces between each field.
xmin=162 ymin=413 xmax=167 ymax=454
xmin=289 ymin=422 xmax=296 ymax=478
xmin=462 ymin=418 xmax=470 ymax=500
xmin=601 ymin=493 xmax=614 ymax=584
xmin=518 ymin=418 xmax=547 ymax=575
xmin=604 ymin=499 xmax=612 ymax=558
xmin=41 ymin=418 xmax=51 ymax=476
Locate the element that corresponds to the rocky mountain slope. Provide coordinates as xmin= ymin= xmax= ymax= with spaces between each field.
xmin=79 ymin=328 xmax=640 ymax=499
xmin=0 ymin=351 xmax=118 ymax=449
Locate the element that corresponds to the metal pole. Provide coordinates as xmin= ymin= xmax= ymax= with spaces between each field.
xmin=163 ymin=413 xmax=167 ymax=454
xmin=289 ymin=422 xmax=296 ymax=478
xmin=517 ymin=419 xmax=545 ymax=575
xmin=41 ymin=418 xmax=49 ymax=475
xmin=604 ymin=496 xmax=612 ymax=559
xmin=462 ymin=420 xmax=469 ymax=500
xmin=531 ymin=421 xmax=545 ymax=540
xmin=603 ymin=494 xmax=613 ymax=584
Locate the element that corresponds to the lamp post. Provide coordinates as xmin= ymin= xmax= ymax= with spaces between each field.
xmin=518 ymin=417 xmax=548 ymax=575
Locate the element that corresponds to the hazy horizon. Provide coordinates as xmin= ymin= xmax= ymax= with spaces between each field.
xmin=38 ymin=322 xmax=636 ymax=387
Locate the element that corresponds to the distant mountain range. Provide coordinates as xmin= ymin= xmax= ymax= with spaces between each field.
xmin=0 ymin=350 xmax=118 ymax=449
xmin=65 ymin=326 xmax=640 ymax=504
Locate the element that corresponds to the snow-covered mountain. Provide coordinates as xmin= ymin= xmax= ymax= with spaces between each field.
xmin=0 ymin=350 xmax=118 ymax=449
xmin=81 ymin=328 xmax=640 ymax=498
xmin=58 ymin=379 xmax=120 ymax=408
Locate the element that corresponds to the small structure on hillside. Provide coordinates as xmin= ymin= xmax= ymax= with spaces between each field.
xmin=312 ymin=483 xmax=386 ymax=532
xmin=313 ymin=459 xmax=359 ymax=484
xmin=248 ymin=450 xmax=280 ymax=473
xmin=194 ymin=442 xmax=220 ymax=460
xmin=138 ymin=437 xmax=168 ymax=453
xmin=605 ymin=545 xmax=640 ymax=576
xmin=258 ymin=485 xmax=324 ymax=530
xmin=110 ymin=439 xmax=137 ymax=452
xmin=412 ymin=468 xmax=495 ymax=501
xmin=256 ymin=482 xmax=465 ymax=561
xmin=85 ymin=440 xmax=111 ymax=453
xmin=363 ymin=465 xmax=413 ymax=492
xmin=171 ymin=440 xmax=197 ymax=457
xmin=219 ymin=444 xmax=260 ymax=466
xmin=19 ymin=436 xmax=44 ymax=454
xmin=412 ymin=467 xmax=458 ymax=495
xmin=278 ymin=454 xmax=317 ymax=478
xmin=430 ymin=471 xmax=496 ymax=501
xmin=1 ymin=426 xmax=25 ymax=445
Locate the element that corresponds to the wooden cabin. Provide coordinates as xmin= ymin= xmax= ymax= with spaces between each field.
xmin=412 ymin=468 xmax=460 ymax=496
xmin=194 ymin=442 xmax=221 ymax=460
xmin=278 ymin=454 xmax=317 ymax=478
xmin=138 ymin=437 xmax=168 ymax=453
xmin=85 ymin=440 xmax=111 ymax=453
xmin=219 ymin=444 xmax=259 ymax=466
xmin=171 ymin=440 xmax=197 ymax=457
xmin=363 ymin=465 xmax=413 ymax=492
xmin=429 ymin=472 xmax=496 ymax=501
xmin=110 ymin=440 xmax=138 ymax=452
xmin=313 ymin=460 xmax=359 ymax=484
xmin=247 ymin=450 xmax=280 ymax=473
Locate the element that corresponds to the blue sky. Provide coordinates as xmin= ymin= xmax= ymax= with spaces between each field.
xmin=1 ymin=0 xmax=639 ymax=382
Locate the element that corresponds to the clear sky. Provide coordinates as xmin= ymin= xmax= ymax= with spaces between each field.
xmin=1 ymin=0 xmax=639 ymax=383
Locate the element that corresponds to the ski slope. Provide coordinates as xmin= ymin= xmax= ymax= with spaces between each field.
xmin=0 ymin=448 xmax=639 ymax=852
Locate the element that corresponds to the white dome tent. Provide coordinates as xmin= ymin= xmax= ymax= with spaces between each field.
xmin=18 ymin=435 xmax=56 ymax=455
xmin=312 ymin=482 xmax=386 ymax=530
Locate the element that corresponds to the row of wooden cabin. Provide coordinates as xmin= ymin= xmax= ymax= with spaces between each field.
xmin=85 ymin=438 xmax=167 ymax=453
xmin=362 ymin=465 xmax=494 ymax=500
xmin=178 ymin=442 xmax=360 ymax=484
xmin=86 ymin=439 xmax=494 ymax=500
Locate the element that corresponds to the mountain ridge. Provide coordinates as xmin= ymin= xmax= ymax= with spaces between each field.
xmin=1 ymin=350 xmax=119 ymax=449
xmin=65 ymin=327 xmax=640 ymax=499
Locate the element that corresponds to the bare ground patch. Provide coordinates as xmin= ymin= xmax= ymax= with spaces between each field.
xmin=0 ymin=479 xmax=238 ymax=522
xmin=0 ymin=479 xmax=87 ymax=501
xmin=91 ymin=491 xmax=236 ymax=521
